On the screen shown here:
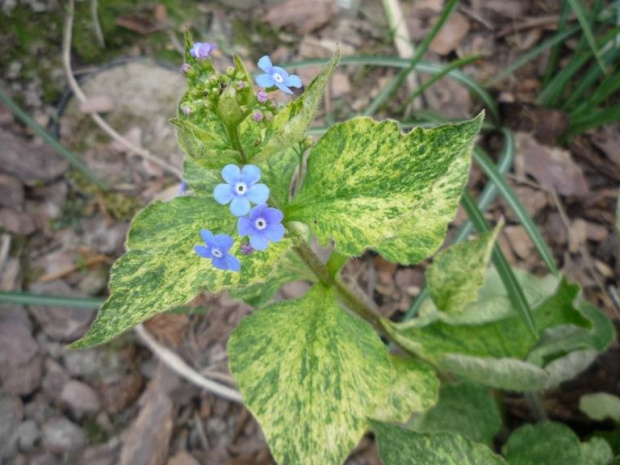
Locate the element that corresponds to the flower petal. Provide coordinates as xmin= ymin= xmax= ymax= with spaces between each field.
xmin=213 ymin=234 xmax=234 ymax=252
xmin=238 ymin=217 xmax=254 ymax=236
xmin=284 ymin=74 xmax=302 ymax=88
xmin=271 ymin=67 xmax=289 ymax=79
xmin=230 ymin=197 xmax=251 ymax=216
xmin=246 ymin=183 xmax=270 ymax=204
xmin=194 ymin=245 xmax=211 ymax=258
xmin=250 ymin=232 xmax=269 ymax=251
xmin=241 ymin=164 xmax=261 ymax=185
xmin=275 ymin=81 xmax=293 ymax=94
xmin=221 ymin=164 xmax=241 ymax=184
xmin=200 ymin=229 xmax=215 ymax=245
xmin=265 ymin=223 xmax=285 ymax=243
xmin=263 ymin=207 xmax=284 ymax=224
xmin=224 ymin=254 xmax=241 ymax=272
xmin=257 ymin=56 xmax=273 ymax=73
xmin=255 ymin=74 xmax=275 ymax=88
xmin=213 ymin=184 xmax=234 ymax=205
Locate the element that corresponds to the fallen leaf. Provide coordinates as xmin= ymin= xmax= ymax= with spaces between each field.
xmin=429 ymin=12 xmax=470 ymax=55
xmin=263 ymin=0 xmax=338 ymax=34
xmin=516 ymin=132 xmax=589 ymax=196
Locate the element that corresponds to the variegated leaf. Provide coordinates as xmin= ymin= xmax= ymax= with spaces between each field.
xmin=371 ymin=420 xmax=507 ymax=465
xmin=426 ymin=222 xmax=501 ymax=315
xmin=580 ymin=393 xmax=620 ymax=423
xmin=228 ymin=285 xmax=438 ymax=464
xmin=70 ymin=197 xmax=291 ymax=348
xmin=503 ymin=422 xmax=613 ymax=465
xmin=411 ymin=382 xmax=502 ymax=446
xmin=383 ymin=275 xmax=613 ymax=391
xmin=287 ymin=114 xmax=483 ymax=264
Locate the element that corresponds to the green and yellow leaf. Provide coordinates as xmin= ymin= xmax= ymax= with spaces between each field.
xmin=371 ymin=420 xmax=507 ymax=465
xmin=287 ymin=114 xmax=483 ymax=264
xmin=228 ymin=285 xmax=438 ymax=464
xmin=70 ymin=197 xmax=292 ymax=348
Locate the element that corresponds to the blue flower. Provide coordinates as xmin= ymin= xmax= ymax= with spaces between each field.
xmin=238 ymin=204 xmax=285 ymax=251
xmin=255 ymin=56 xmax=302 ymax=95
xmin=190 ymin=42 xmax=217 ymax=59
xmin=179 ymin=181 xmax=188 ymax=196
xmin=213 ymin=165 xmax=269 ymax=217
xmin=194 ymin=230 xmax=240 ymax=272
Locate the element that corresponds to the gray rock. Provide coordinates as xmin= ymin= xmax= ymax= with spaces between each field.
xmin=0 ymin=394 xmax=23 ymax=459
xmin=80 ymin=215 xmax=129 ymax=255
xmin=0 ymin=305 xmax=32 ymax=331
xmin=28 ymin=281 xmax=94 ymax=342
xmin=0 ymin=174 xmax=25 ymax=208
xmin=60 ymin=380 xmax=101 ymax=414
xmin=30 ymin=452 xmax=61 ymax=465
xmin=0 ymin=355 xmax=43 ymax=395
xmin=0 ymin=207 xmax=37 ymax=235
xmin=62 ymin=350 xmax=103 ymax=378
xmin=0 ymin=128 xmax=68 ymax=184
xmin=16 ymin=419 xmax=39 ymax=451
xmin=0 ymin=321 xmax=38 ymax=365
xmin=74 ymin=443 xmax=120 ymax=465
xmin=77 ymin=268 xmax=109 ymax=296
xmin=42 ymin=417 xmax=87 ymax=454
xmin=41 ymin=358 xmax=69 ymax=402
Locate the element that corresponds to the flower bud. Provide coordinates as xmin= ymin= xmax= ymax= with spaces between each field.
xmin=257 ymin=90 xmax=268 ymax=103
xmin=253 ymin=111 xmax=264 ymax=122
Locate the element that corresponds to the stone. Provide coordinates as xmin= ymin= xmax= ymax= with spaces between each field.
xmin=28 ymin=280 xmax=94 ymax=342
xmin=16 ymin=419 xmax=40 ymax=451
xmin=168 ymin=451 xmax=200 ymax=465
xmin=429 ymin=12 xmax=470 ymax=55
xmin=0 ymin=321 xmax=38 ymax=365
xmin=30 ymin=452 xmax=60 ymax=465
xmin=0 ymin=355 xmax=43 ymax=395
xmin=0 ymin=394 xmax=23 ymax=459
xmin=0 ymin=128 xmax=68 ymax=185
xmin=0 ymin=207 xmax=37 ymax=235
xmin=42 ymin=358 xmax=70 ymax=402
xmin=0 ymin=305 xmax=32 ymax=331
xmin=42 ymin=417 xmax=87 ymax=454
xmin=62 ymin=349 xmax=103 ymax=378
xmin=61 ymin=380 xmax=101 ymax=414
xmin=80 ymin=215 xmax=129 ymax=255
xmin=74 ymin=443 xmax=120 ymax=465
xmin=0 ymin=174 xmax=25 ymax=208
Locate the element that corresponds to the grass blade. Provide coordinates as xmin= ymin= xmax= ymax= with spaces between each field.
xmin=0 ymin=89 xmax=109 ymax=191
xmin=399 ymin=54 xmax=481 ymax=111
xmin=362 ymin=0 xmax=459 ymax=117
xmin=487 ymin=26 xmax=581 ymax=87
xmin=0 ymin=291 xmax=103 ymax=309
xmin=565 ymin=102 xmax=620 ymax=137
xmin=285 ymin=56 xmax=500 ymax=122
xmin=566 ymin=0 xmax=608 ymax=75
xmin=542 ymin=0 xmax=572 ymax=87
xmin=474 ymin=144 xmax=560 ymax=277
xmin=461 ymin=190 xmax=539 ymax=338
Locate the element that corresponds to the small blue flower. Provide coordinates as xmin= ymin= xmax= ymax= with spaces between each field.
xmin=213 ymin=165 xmax=269 ymax=217
xmin=179 ymin=181 xmax=188 ymax=196
xmin=190 ymin=42 xmax=217 ymax=59
xmin=238 ymin=204 xmax=285 ymax=251
xmin=194 ymin=229 xmax=240 ymax=272
xmin=255 ymin=56 xmax=302 ymax=95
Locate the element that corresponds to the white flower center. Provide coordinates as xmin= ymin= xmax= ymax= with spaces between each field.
xmin=211 ymin=248 xmax=223 ymax=258
xmin=234 ymin=182 xmax=247 ymax=195
xmin=273 ymin=72 xmax=284 ymax=83
xmin=254 ymin=218 xmax=267 ymax=230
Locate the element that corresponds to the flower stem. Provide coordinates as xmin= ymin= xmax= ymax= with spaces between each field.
xmin=291 ymin=234 xmax=386 ymax=337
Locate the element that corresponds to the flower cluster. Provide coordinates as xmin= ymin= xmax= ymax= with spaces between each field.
xmin=195 ymin=164 xmax=284 ymax=271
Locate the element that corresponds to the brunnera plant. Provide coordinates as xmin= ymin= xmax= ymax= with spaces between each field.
xmin=70 ymin=35 xmax=615 ymax=464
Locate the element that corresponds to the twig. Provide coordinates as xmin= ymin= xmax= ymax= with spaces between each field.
xmin=381 ymin=0 xmax=421 ymax=110
xmin=38 ymin=255 xmax=111 ymax=283
xmin=62 ymin=0 xmax=182 ymax=179
xmin=134 ymin=324 xmax=243 ymax=404
xmin=193 ymin=411 xmax=210 ymax=450
xmin=90 ymin=0 xmax=106 ymax=48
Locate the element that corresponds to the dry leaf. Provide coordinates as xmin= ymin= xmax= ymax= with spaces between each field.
xmin=263 ymin=0 xmax=338 ymax=34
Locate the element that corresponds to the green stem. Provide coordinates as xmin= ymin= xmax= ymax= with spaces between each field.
xmin=291 ymin=235 xmax=385 ymax=336
xmin=231 ymin=126 xmax=248 ymax=163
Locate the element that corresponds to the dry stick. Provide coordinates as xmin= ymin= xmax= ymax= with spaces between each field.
xmin=134 ymin=324 xmax=243 ymax=404
xmin=38 ymin=255 xmax=111 ymax=283
xmin=90 ymin=0 xmax=105 ymax=48
xmin=62 ymin=0 xmax=182 ymax=179
xmin=381 ymin=0 xmax=421 ymax=111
